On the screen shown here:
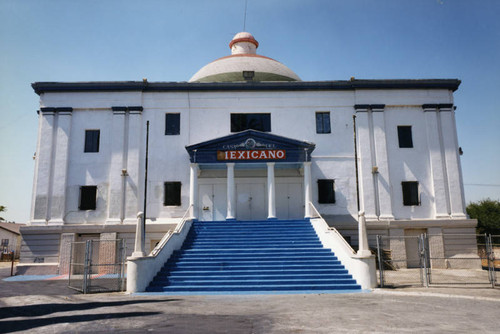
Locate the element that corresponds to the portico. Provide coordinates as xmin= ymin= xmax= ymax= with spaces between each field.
xmin=185 ymin=130 xmax=315 ymax=221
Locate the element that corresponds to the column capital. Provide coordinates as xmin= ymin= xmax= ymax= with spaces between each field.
xmin=266 ymin=162 xmax=275 ymax=167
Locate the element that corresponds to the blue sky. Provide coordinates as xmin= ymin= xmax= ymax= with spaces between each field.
xmin=0 ymin=0 xmax=499 ymax=223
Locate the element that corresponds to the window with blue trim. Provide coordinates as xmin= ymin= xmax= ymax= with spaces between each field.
xmin=316 ymin=112 xmax=331 ymax=134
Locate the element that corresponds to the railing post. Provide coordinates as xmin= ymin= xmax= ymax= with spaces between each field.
xmin=357 ymin=211 xmax=371 ymax=257
xmin=376 ymin=235 xmax=384 ymax=288
xmin=132 ymin=212 xmax=146 ymax=257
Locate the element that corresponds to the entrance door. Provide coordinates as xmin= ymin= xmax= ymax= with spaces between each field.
xmin=405 ymin=228 xmax=426 ymax=268
xmin=276 ymin=182 xmax=303 ymax=219
xmin=198 ymin=184 xmax=226 ymax=221
xmin=236 ymin=183 xmax=266 ymax=220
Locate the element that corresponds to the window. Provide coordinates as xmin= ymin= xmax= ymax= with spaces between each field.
xmin=84 ymin=130 xmax=100 ymax=152
xmin=165 ymin=113 xmax=180 ymax=135
xmin=231 ymin=113 xmax=271 ymax=132
xmin=318 ymin=179 xmax=336 ymax=204
xmin=164 ymin=182 xmax=181 ymax=206
xmin=402 ymin=181 xmax=419 ymax=206
xmin=397 ymin=126 xmax=413 ymax=148
xmin=79 ymin=186 xmax=97 ymax=210
xmin=1 ymin=239 xmax=8 ymax=253
xmin=316 ymin=112 xmax=331 ymax=134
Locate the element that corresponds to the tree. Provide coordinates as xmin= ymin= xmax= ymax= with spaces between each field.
xmin=0 ymin=205 xmax=5 ymax=221
xmin=466 ymin=199 xmax=500 ymax=235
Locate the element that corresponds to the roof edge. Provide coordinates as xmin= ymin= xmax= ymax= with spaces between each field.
xmin=32 ymin=79 xmax=461 ymax=95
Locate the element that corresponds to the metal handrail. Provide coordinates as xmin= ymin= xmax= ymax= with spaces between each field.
xmin=308 ymin=201 xmax=356 ymax=254
xmin=149 ymin=204 xmax=193 ymax=257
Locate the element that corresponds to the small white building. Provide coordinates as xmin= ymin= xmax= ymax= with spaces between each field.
xmin=0 ymin=222 xmax=23 ymax=259
xmin=20 ymin=32 xmax=476 ymax=276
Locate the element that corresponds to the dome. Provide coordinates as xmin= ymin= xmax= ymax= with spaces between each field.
xmin=189 ymin=32 xmax=301 ymax=83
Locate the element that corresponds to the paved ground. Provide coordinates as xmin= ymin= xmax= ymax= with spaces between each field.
xmin=1 ymin=264 xmax=500 ymax=333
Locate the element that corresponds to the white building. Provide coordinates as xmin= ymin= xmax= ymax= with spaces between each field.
xmin=20 ymin=32 xmax=476 ymax=277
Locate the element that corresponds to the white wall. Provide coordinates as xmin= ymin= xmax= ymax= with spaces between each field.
xmin=31 ymin=87 xmax=466 ymax=225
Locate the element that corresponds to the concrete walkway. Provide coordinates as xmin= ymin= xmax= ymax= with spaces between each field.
xmin=1 ymin=266 xmax=500 ymax=333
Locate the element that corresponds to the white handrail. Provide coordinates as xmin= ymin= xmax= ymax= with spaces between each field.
xmin=308 ymin=201 xmax=356 ymax=254
xmin=149 ymin=204 xmax=193 ymax=257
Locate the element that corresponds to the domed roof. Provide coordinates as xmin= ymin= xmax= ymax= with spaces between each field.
xmin=189 ymin=32 xmax=301 ymax=83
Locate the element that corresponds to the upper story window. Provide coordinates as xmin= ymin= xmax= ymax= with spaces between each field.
xmin=397 ymin=126 xmax=413 ymax=148
xmin=316 ymin=112 xmax=331 ymax=134
xmin=231 ymin=113 xmax=271 ymax=132
xmin=402 ymin=181 xmax=419 ymax=206
xmin=164 ymin=182 xmax=181 ymax=206
xmin=84 ymin=130 xmax=100 ymax=153
xmin=317 ymin=179 xmax=336 ymax=204
xmin=79 ymin=186 xmax=97 ymax=210
xmin=165 ymin=113 xmax=180 ymax=135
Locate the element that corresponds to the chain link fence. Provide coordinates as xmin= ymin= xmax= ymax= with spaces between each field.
xmin=68 ymin=239 xmax=126 ymax=293
xmin=376 ymin=234 xmax=497 ymax=288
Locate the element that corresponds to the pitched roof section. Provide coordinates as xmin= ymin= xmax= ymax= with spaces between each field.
xmin=0 ymin=222 xmax=23 ymax=235
xmin=32 ymin=79 xmax=461 ymax=95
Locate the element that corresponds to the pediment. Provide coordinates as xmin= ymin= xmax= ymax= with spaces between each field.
xmin=185 ymin=130 xmax=315 ymax=163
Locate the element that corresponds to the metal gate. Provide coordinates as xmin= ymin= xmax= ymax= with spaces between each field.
xmin=376 ymin=234 xmax=426 ymax=287
xmin=68 ymin=239 xmax=126 ymax=293
xmin=377 ymin=234 xmax=497 ymax=288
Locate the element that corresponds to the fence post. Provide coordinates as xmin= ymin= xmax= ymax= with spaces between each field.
xmin=486 ymin=234 xmax=495 ymax=288
xmin=376 ymin=235 xmax=384 ymax=288
xmin=120 ymin=239 xmax=126 ymax=291
xmin=82 ymin=240 xmax=91 ymax=294
xmin=420 ymin=234 xmax=429 ymax=288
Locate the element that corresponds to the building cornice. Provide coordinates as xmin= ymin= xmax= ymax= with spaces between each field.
xmin=32 ymin=79 xmax=461 ymax=95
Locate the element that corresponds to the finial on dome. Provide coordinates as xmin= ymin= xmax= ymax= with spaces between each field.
xmin=229 ymin=32 xmax=259 ymax=55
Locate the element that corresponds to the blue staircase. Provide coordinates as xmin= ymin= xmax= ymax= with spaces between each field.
xmin=146 ymin=219 xmax=361 ymax=293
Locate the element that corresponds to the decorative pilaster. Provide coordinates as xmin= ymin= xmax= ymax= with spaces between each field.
xmin=124 ymin=107 xmax=143 ymax=223
xmin=354 ymin=106 xmax=377 ymax=220
xmin=48 ymin=108 xmax=73 ymax=225
xmin=107 ymin=107 xmax=127 ymax=224
xmin=438 ymin=105 xmax=467 ymax=218
xmin=371 ymin=105 xmax=394 ymax=220
xmin=424 ymin=104 xmax=450 ymax=218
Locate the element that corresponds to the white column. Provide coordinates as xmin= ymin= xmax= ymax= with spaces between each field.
xmin=303 ymin=161 xmax=312 ymax=218
xmin=226 ymin=163 xmax=236 ymax=220
xmin=189 ymin=163 xmax=198 ymax=219
xmin=107 ymin=108 xmax=127 ymax=224
xmin=31 ymin=108 xmax=56 ymax=225
xmin=49 ymin=109 xmax=72 ymax=225
xmin=267 ymin=162 xmax=276 ymax=219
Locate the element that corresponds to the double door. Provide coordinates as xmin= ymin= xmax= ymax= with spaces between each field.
xmin=198 ymin=184 xmax=227 ymax=221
